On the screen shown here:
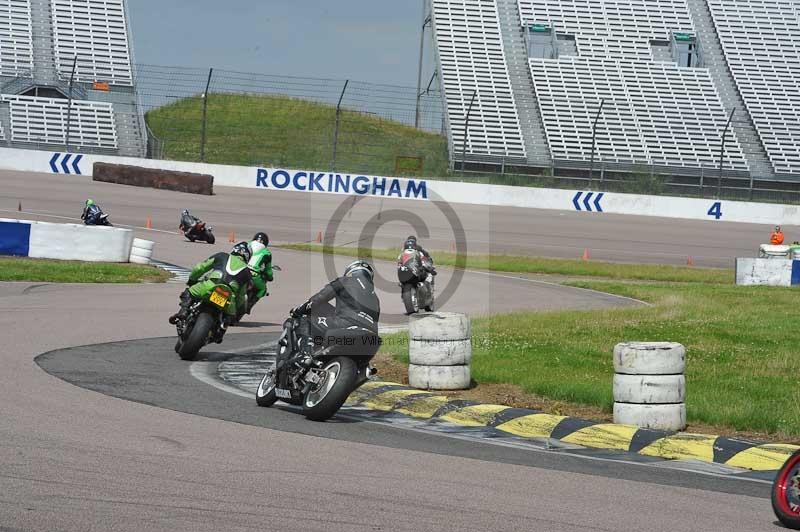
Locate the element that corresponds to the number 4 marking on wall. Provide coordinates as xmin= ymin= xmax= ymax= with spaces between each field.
xmin=708 ymin=202 xmax=723 ymax=220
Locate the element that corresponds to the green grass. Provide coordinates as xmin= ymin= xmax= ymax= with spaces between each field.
xmin=0 ymin=257 xmax=170 ymax=284
xmin=146 ymin=93 xmax=451 ymax=177
xmin=279 ymin=243 xmax=732 ymax=284
xmin=380 ymin=281 xmax=800 ymax=437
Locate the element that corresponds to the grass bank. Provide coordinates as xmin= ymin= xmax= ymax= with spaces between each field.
xmin=279 ymin=243 xmax=732 ymax=284
xmin=0 ymin=257 xmax=170 ymax=284
xmin=146 ymin=94 xmax=450 ymax=177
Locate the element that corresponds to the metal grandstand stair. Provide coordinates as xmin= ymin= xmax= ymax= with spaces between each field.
xmin=28 ymin=0 xmax=58 ymax=85
xmin=686 ymin=0 xmax=775 ymax=178
xmin=494 ymin=0 xmax=552 ymax=167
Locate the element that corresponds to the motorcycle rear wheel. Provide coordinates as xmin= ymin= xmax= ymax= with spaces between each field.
xmin=773 ymin=449 xmax=800 ymax=529
xmin=401 ymin=284 xmax=419 ymax=315
xmin=177 ymin=312 xmax=214 ymax=361
xmin=302 ymin=357 xmax=357 ymax=421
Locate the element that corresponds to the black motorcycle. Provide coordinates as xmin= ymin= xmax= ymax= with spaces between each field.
xmin=84 ymin=212 xmax=112 ymax=226
xmin=772 ymin=448 xmax=800 ymax=529
xmin=173 ymin=281 xmax=233 ymax=360
xmin=397 ymin=249 xmax=434 ymax=314
xmin=183 ymin=220 xmax=215 ymax=244
xmin=255 ymin=314 xmax=379 ymax=421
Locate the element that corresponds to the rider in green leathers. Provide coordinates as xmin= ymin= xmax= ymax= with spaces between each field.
xmin=168 ymin=242 xmax=253 ymax=324
xmin=248 ymin=232 xmax=274 ymax=303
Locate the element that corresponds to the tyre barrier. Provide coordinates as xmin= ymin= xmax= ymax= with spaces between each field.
xmin=612 ymin=342 xmax=686 ymax=431
xmin=129 ymin=238 xmax=155 ymax=265
xmin=408 ymin=312 xmax=471 ymax=390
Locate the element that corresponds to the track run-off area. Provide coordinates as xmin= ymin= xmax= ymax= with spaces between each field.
xmin=0 ymin=170 xmax=785 ymax=531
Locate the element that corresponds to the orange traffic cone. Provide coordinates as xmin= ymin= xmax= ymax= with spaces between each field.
xmin=145 ymin=217 xmax=152 ymax=229
xmin=582 ymin=248 xmax=590 ymax=261
xmin=687 ymin=256 xmax=694 ymax=267
xmin=228 ymin=230 xmax=236 ymax=243
xmin=315 ymin=231 xmax=322 ymax=244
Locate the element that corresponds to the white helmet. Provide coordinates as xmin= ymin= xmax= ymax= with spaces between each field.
xmin=344 ymin=260 xmax=374 ymax=280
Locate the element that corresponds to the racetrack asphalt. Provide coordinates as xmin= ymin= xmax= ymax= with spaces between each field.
xmin=0 ymin=170 xmax=783 ymax=530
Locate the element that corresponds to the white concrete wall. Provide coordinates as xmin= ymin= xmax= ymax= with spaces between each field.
xmin=735 ymin=258 xmax=795 ymax=286
xmin=0 ymin=217 xmax=133 ymax=262
xmin=1 ymin=146 xmax=798 ymax=226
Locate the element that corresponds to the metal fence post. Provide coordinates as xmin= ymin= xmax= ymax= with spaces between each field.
xmin=65 ymin=56 xmax=78 ymax=153
xmin=461 ymin=90 xmax=477 ymax=176
xmin=415 ymin=0 xmax=431 ymax=129
xmin=588 ymin=98 xmax=606 ymax=190
xmin=332 ymin=80 xmax=349 ymax=172
xmin=200 ymin=67 xmax=214 ymax=163
xmin=717 ymin=108 xmax=735 ymax=199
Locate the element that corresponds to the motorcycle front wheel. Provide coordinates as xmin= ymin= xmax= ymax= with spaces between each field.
xmin=205 ymin=231 xmax=215 ymax=245
xmin=401 ymin=284 xmax=419 ymax=315
xmin=773 ymin=449 xmax=800 ymax=529
xmin=177 ymin=312 xmax=214 ymax=361
xmin=256 ymin=368 xmax=278 ymax=407
xmin=302 ymin=357 xmax=357 ymax=421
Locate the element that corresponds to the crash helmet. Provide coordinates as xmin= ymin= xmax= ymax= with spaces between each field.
xmin=775 ymin=225 xmax=782 ymax=232
xmin=182 ymin=209 xmax=190 ymax=217
xmin=404 ymin=235 xmax=417 ymax=250
xmin=230 ymin=241 xmax=252 ymax=263
xmin=344 ymin=259 xmax=374 ymax=281
xmin=253 ymin=232 xmax=269 ymax=247
xmin=86 ymin=199 xmax=95 ymax=206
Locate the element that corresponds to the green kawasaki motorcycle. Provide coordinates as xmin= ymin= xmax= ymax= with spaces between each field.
xmin=173 ymin=281 xmax=234 ymax=360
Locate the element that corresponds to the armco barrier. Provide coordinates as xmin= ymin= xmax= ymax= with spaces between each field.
xmin=0 ymin=218 xmax=134 ymax=262
xmin=1 ymin=146 xmax=799 ymax=226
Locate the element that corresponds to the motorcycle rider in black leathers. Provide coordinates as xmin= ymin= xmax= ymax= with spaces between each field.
xmin=402 ymin=235 xmax=436 ymax=280
xmin=179 ymin=209 xmax=201 ymax=239
xmin=290 ymin=259 xmax=380 ymax=366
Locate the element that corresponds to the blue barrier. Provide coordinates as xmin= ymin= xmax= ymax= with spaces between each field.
xmin=0 ymin=220 xmax=31 ymax=256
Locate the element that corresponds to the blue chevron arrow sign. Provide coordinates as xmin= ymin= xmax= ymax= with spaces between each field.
xmin=49 ymin=153 xmax=84 ymax=175
xmin=572 ymin=191 xmax=604 ymax=212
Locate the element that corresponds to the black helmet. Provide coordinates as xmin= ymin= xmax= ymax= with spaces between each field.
xmin=253 ymin=232 xmax=269 ymax=246
xmin=230 ymin=241 xmax=252 ymax=263
xmin=344 ymin=259 xmax=374 ymax=281
xmin=182 ymin=209 xmax=189 ymax=216
xmin=404 ymin=235 xmax=417 ymax=250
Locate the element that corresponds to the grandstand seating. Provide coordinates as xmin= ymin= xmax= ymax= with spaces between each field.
xmin=1 ymin=93 xmax=117 ymax=148
xmin=0 ymin=0 xmax=34 ymax=77
xmin=517 ymin=0 xmax=695 ymax=61
xmin=431 ymin=0 xmax=526 ymax=159
xmin=51 ymin=0 xmax=133 ymax=86
xmin=530 ymin=56 xmax=748 ymax=170
xmin=707 ymin=0 xmax=800 ymax=176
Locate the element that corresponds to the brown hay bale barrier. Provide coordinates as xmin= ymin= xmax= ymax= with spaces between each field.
xmin=93 ymin=163 xmax=214 ymax=195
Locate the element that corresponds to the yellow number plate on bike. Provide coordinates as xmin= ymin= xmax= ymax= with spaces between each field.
xmin=210 ymin=291 xmax=229 ymax=308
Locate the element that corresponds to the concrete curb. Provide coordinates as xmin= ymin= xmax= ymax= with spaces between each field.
xmin=346 ymin=381 xmax=798 ymax=472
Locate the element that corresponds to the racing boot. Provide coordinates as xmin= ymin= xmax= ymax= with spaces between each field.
xmin=168 ymin=289 xmax=193 ymax=324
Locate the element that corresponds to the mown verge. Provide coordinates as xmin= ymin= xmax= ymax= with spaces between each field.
xmin=0 ymin=257 xmax=170 ymax=284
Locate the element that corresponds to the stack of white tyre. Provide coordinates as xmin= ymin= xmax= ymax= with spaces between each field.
xmin=129 ymin=238 xmax=155 ymax=264
xmin=408 ymin=312 xmax=471 ymax=390
xmin=612 ymin=342 xmax=686 ymax=431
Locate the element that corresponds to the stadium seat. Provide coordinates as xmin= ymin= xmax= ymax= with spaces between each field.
xmin=432 ymin=0 xmax=527 ymax=160
xmin=707 ymin=0 xmax=800 ymax=176
xmin=0 ymin=0 xmax=34 ymax=77
xmin=51 ymin=0 xmax=133 ymax=86
xmin=1 ymin=93 xmax=118 ymax=148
